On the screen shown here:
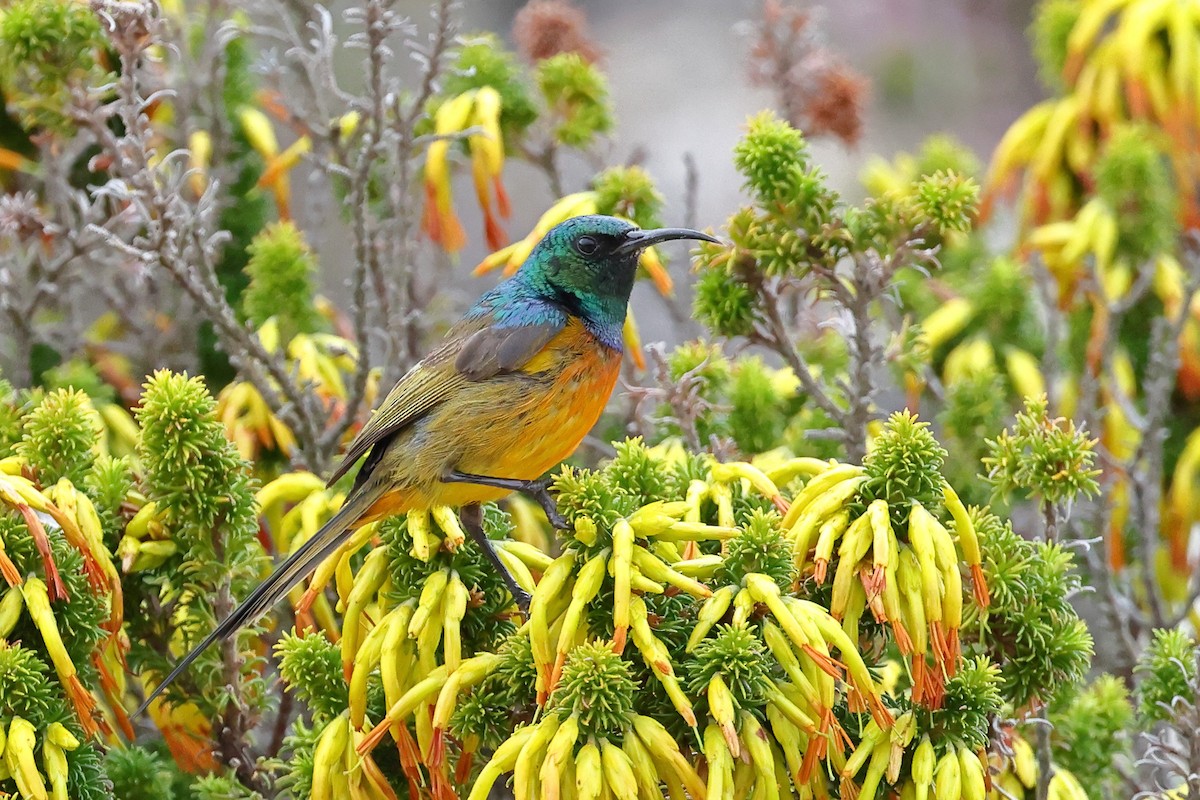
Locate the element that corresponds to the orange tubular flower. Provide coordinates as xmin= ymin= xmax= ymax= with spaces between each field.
xmin=468 ymin=86 xmax=512 ymax=250
xmin=238 ymin=106 xmax=311 ymax=221
xmin=0 ymin=147 xmax=32 ymax=173
xmin=147 ymin=697 xmax=220 ymax=774
xmin=421 ymin=90 xmax=477 ymax=252
xmin=638 ymin=244 xmax=674 ymax=296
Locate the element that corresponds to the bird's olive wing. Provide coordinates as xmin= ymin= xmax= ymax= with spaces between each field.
xmin=325 ymin=315 xmax=565 ymax=487
xmin=453 ymin=318 xmax=565 ymax=380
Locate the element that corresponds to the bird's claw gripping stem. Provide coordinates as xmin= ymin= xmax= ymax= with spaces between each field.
xmin=525 ymin=478 xmax=569 ymax=530
xmin=443 ymin=470 xmax=569 ymax=530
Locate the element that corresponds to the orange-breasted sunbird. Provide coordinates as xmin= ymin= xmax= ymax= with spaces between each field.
xmin=137 ymin=214 xmax=718 ymax=713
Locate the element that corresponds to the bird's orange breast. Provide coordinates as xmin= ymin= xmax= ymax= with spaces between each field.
xmin=484 ymin=318 xmax=622 ymax=477
xmin=364 ymin=317 xmax=624 ymax=516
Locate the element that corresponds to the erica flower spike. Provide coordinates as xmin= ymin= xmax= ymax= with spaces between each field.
xmin=422 ymin=87 xmax=512 ymax=252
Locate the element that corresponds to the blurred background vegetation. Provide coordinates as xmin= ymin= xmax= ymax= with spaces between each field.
xmin=1 ymin=0 xmax=1200 ymax=798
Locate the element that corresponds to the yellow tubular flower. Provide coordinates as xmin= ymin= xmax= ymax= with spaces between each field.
xmin=187 ymin=131 xmax=211 ymax=197
xmin=6 ymin=717 xmax=47 ymax=800
xmin=466 ymin=726 xmax=537 ymax=800
xmin=474 ymin=192 xmax=600 ymax=278
xmin=920 ymin=297 xmax=974 ymax=352
xmin=238 ymin=107 xmax=278 ymax=161
xmin=622 ymin=314 xmax=647 ymax=371
xmin=42 ymin=739 xmax=68 ymax=800
xmin=22 ymin=577 xmax=101 ymax=736
xmin=0 ymin=586 xmax=24 ymax=637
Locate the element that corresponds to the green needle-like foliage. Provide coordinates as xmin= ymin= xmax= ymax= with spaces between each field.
xmin=15 ymin=386 xmax=101 ymax=487
xmin=1048 ymin=675 xmax=1132 ymax=793
xmin=605 ymin=437 xmax=680 ymax=507
xmin=273 ymin=720 xmax=322 ymax=800
xmin=862 ymin=134 xmax=982 ymax=205
xmin=909 ymin=171 xmax=979 ymax=236
xmin=972 ymin=508 xmax=1093 ymax=707
xmin=693 ymin=261 xmax=760 ymax=339
xmin=103 ymin=746 xmax=180 ymax=800
xmin=1136 ymin=628 xmax=1197 ymax=723
xmin=915 ymin=135 xmax=983 ymax=180
xmin=191 ymin=774 xmax=266 ymax=800
xmin=1095 ymin=124 xmax=1179 ymax=264
xmin=686 ymin=624 xmax=774 ymax=710
xmin=859 ymin=411 xmax=948 ymax=529
xmin=379 ymin=506 xmax=516 ymax=650
xmin=939 ymin=366 xmax=1007 ymax=505
xmin=727 ymin=357 xmax=798 ymax=455
xmin=42 ymin=360 xmax=117 ymax=405
xmin=553 ymin=465 xmax=637 ymax=538
xmin=548 ymin=641 xmax=636 ymax=740
xmin=132 ymin=371 xmax=267 ymax=714
xmin=668 ymin=342 xmax=731 ymax=397
xmin=536 ymin=52 xmax=612 ymax=148
xmin=83 ymin=454 xmax=135 ymax=549
xmin=968 ymin=257 xmax=1041 ymax=348
xmin=451 ymin=634 xmax=538 ymax=750
xmin=66 ymin=743 xmax=115 ymax=800
xmin=276 ymin=630 xmax=348 ymax=721
xmin=242 ymin=222 xmax=324 ymax=340
xmin=136 ymin=372 xmax=259 ymax=541
xmin=926 ymin=656 xmax=1003 ymax=751
xmin=1028 ymin=0 xmax=1080 ymax=92
xmin=983 ymin=394 xmax=1100 ymax=505
xmin=440 ymin=33 xmax=538 ymax=141
xmin=0 ymin=640 xmax=66 ymax=722
xmin=716 ymin=510 xmax=794 ymax=591
xmin=0 ymin=377 xmax=24 ymax=451
xmin=0 ymin=0 xmax=110 ymax=132
xmin=734 ymin=111 xmax=818 ymax=211
xmin=591 ymin=166 xmax=664 ymax=231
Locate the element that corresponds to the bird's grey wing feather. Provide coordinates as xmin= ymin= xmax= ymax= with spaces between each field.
xmin=453 ymin=318 xmax=565 ymax=379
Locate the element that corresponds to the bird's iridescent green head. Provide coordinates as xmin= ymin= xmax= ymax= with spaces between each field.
xmin=517 ymin=214 xmax=719 ymax=327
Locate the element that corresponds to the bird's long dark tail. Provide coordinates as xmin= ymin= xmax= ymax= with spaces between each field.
xmin=134 ymin=485 xmax=384 ymax=717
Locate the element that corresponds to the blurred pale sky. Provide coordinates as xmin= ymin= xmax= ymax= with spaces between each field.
xmin=454 ymin=0 xmax=1043 ymax=221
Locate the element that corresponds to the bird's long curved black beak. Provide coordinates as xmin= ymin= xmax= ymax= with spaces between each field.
xmin=615 ymin=226 xmax=722 ymax=256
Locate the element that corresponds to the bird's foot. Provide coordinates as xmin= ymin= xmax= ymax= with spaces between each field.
xmin=510 ymin=586 xmax=532 ymax=616
xmin=523 ymin=478 xmax=569 ymax=530
xmin=444 ymin=470 xmax=569 ymax=530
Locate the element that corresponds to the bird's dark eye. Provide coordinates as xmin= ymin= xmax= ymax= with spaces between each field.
xmin=575 ymin=235 xmax=598 ymax=255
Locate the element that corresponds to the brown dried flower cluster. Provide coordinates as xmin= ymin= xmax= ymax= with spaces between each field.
xmin=513 ymin=0 xmax=601 ymax=63
xmin=747 ymin=0 xmax=868 ymax=146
